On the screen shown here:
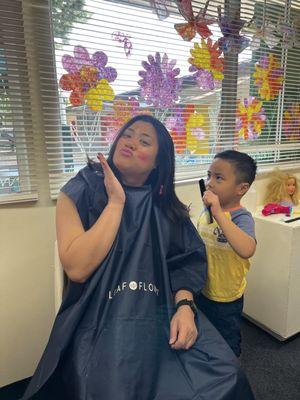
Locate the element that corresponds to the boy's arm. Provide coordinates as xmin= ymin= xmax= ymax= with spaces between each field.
xmin=214 ymin=212 xmax=256 ymax=259
xmin=203 ymin=190 xmax=256 ymax=259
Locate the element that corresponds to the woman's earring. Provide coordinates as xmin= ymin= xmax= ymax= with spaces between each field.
xmin=159 ymin=185 xmax=164 ymax=195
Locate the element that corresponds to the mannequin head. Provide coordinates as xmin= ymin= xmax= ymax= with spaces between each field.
xmin=264 ymin=169 xmax=299 ymax=206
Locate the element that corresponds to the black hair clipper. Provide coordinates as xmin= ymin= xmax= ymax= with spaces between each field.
xmin=199 ymin=179 xmax=213 ymax=224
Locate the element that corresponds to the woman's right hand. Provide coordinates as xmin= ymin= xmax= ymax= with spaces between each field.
xmin=97 ymin=153 xmax=126 ymax=206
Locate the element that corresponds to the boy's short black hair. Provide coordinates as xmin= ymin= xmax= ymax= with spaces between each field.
xmin=214 ymin=150 xmax=257 ymax=185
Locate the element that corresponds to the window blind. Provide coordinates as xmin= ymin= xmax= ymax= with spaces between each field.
xmin=46 ymin=0 xmax=300 ymax=197
xmin=0 ymin=0 xmax=37 ymax=203
xmin=237 ymin=0 xmax=300 ymax=169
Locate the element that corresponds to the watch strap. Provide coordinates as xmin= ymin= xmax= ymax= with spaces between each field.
xmin=176 ymin=299 xmax=197 ymax=315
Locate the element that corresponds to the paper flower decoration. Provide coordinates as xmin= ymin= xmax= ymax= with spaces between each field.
xmin=186 ymin=111 xmax=209 ymax=154
xmin=59 ymin=45 xmax=117 ymax=109
xmin=102 ymin=98 xmax=152 ymax=143
xmin=166 ymin=105 xmax=209 ymax=154
xmin=253 ymin=54 xmax=284 ymax=101
xmin=174 ymin=0 xmax=215 ymax=41
xmin=150 ymin=0 xmax=170 ymax=21
xmin=188 ymin=38 xmax=224 ymax=90
xmin=84 ymin=79 xmax=114 ymax=111
xmin=243 ymin=20 xmax=279 ymax=51
xmin=138 ymin=52 xmax=182 ymax=108
xmin=112 ymin=31 xmax=132 ymax=57
xmin=236 ymin=97 xmax=266 ymax=141
xmin=102 ymin=98 xmax=139 ymax=142
xmin=217 ymin=6 xmax=250 ymax=53
xmin=283 ymin=103 xmax=300 ymax=141
xmin=165 ymin=108 xmax=187 ymax=154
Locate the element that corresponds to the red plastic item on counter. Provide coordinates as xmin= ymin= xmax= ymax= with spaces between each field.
xmin=262 ymin=203 xmax=292 ymax=216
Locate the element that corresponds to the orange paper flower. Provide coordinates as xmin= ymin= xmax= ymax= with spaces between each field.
xmin=102 ymin=98 xmax=152 ymax=142
xmin=189 ymin=38 xmax=224 ymax=80
xmin=59 ymin=72 xmax=86 ymax=106
xmin=188 ymin=38 xmax=224 ymax=89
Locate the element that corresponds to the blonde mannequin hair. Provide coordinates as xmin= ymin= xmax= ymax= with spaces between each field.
xmin=264 ymin=169 xmax=299 ymax=206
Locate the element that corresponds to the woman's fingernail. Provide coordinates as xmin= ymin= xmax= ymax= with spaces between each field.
xmin=97 ymin=153 xmax=104 ymax=162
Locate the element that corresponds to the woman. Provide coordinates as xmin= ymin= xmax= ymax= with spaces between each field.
xmin=22 ymin=115 xmax=254 ymax=400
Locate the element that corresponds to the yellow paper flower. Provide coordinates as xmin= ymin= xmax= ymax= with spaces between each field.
xmin=283 ymin=103 xmax=300 ymax=141
xmin=84 ymin=79 xmax=115 ymax=111
xmin=236 ymin=97 xmax=266 ymax=140
xmin=253 ymin=54 xmax=284 ymax=101
xmin=185 ymin=112 xmax=209 ymax=154
xmin=189 ymin=38 xmax=224 ymax=81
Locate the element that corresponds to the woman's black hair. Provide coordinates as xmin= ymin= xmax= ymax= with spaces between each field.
xmin=106 ymin=114 xmax=189 ymax=222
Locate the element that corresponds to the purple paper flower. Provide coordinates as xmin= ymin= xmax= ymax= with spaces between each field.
xmin=165 ymin=109 xmax=186 ymax=135
xmin=62 ymin=45 xmax=117 ymax=83
xmin=138 ymin=53 xmax=182 ymax=108
xmin=217 ymin=6 xmax=250 ymax=54
xmin=189 ymin=66 xmax=216 ymax=90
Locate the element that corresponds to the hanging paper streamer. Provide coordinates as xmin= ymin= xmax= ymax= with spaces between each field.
xmin=112 ymin=31 xmax=133 ymax=57
xmin=59 ymin=45 xmax=117 ymax=110
xmin=70 ymin=119 xmax=77 ymax=137
xmin=138 ymin=52 xmax=182 ymax=108
xmin=149 ymin=0 xmax=170 ymax=21
xmin=188 ymin=38 xmax=224 ymax=90
xmin=236 ymin=97 xmax=266 ymax=141
xmin=174 ymin=0 xmax=215 ymax=41
xmin=283 ymin=103 xmax=300 ymax=141
xmin=102 ymin=98 xmax=152 ymax=143
xmin=277 ymin=18 xmax=296 ymax=49
xmin=217 ymin=6 xmax=250 ymax=53
xmin=252 ymin=53 xmax=284 ymax=101
xmin=243 ymin=20 xmax=279 ymax=51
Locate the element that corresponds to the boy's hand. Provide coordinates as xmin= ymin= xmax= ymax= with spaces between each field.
xmin=203 ymin=190 xmax=222 ymax=217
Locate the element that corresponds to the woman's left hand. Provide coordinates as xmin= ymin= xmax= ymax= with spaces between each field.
xmin=169 ymin=306 xmax=198 ymax=350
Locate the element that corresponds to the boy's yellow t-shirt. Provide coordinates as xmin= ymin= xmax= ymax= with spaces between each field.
xmin=197 ymin=208 xmax=255 ymax=303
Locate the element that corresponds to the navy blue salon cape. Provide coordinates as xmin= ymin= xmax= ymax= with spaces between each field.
xmin=22 ymin=164 xmax=254 ymax=400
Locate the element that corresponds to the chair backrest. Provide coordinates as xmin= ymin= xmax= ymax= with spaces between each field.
xmin=54 ymin=240 xmax=64 ymax=314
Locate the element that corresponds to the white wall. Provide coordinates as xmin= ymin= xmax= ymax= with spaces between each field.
xmin=2 ymin=169 xmax=300 ymax=386
xmin=0 ymin=205 xmax=56 ymax=386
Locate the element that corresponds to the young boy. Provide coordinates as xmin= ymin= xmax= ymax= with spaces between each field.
xmin=196 ymin=150 xmax=257 ymax=358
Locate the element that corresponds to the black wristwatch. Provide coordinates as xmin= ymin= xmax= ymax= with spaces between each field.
xmin=176 ymin=299 xmax=198 ymax=315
